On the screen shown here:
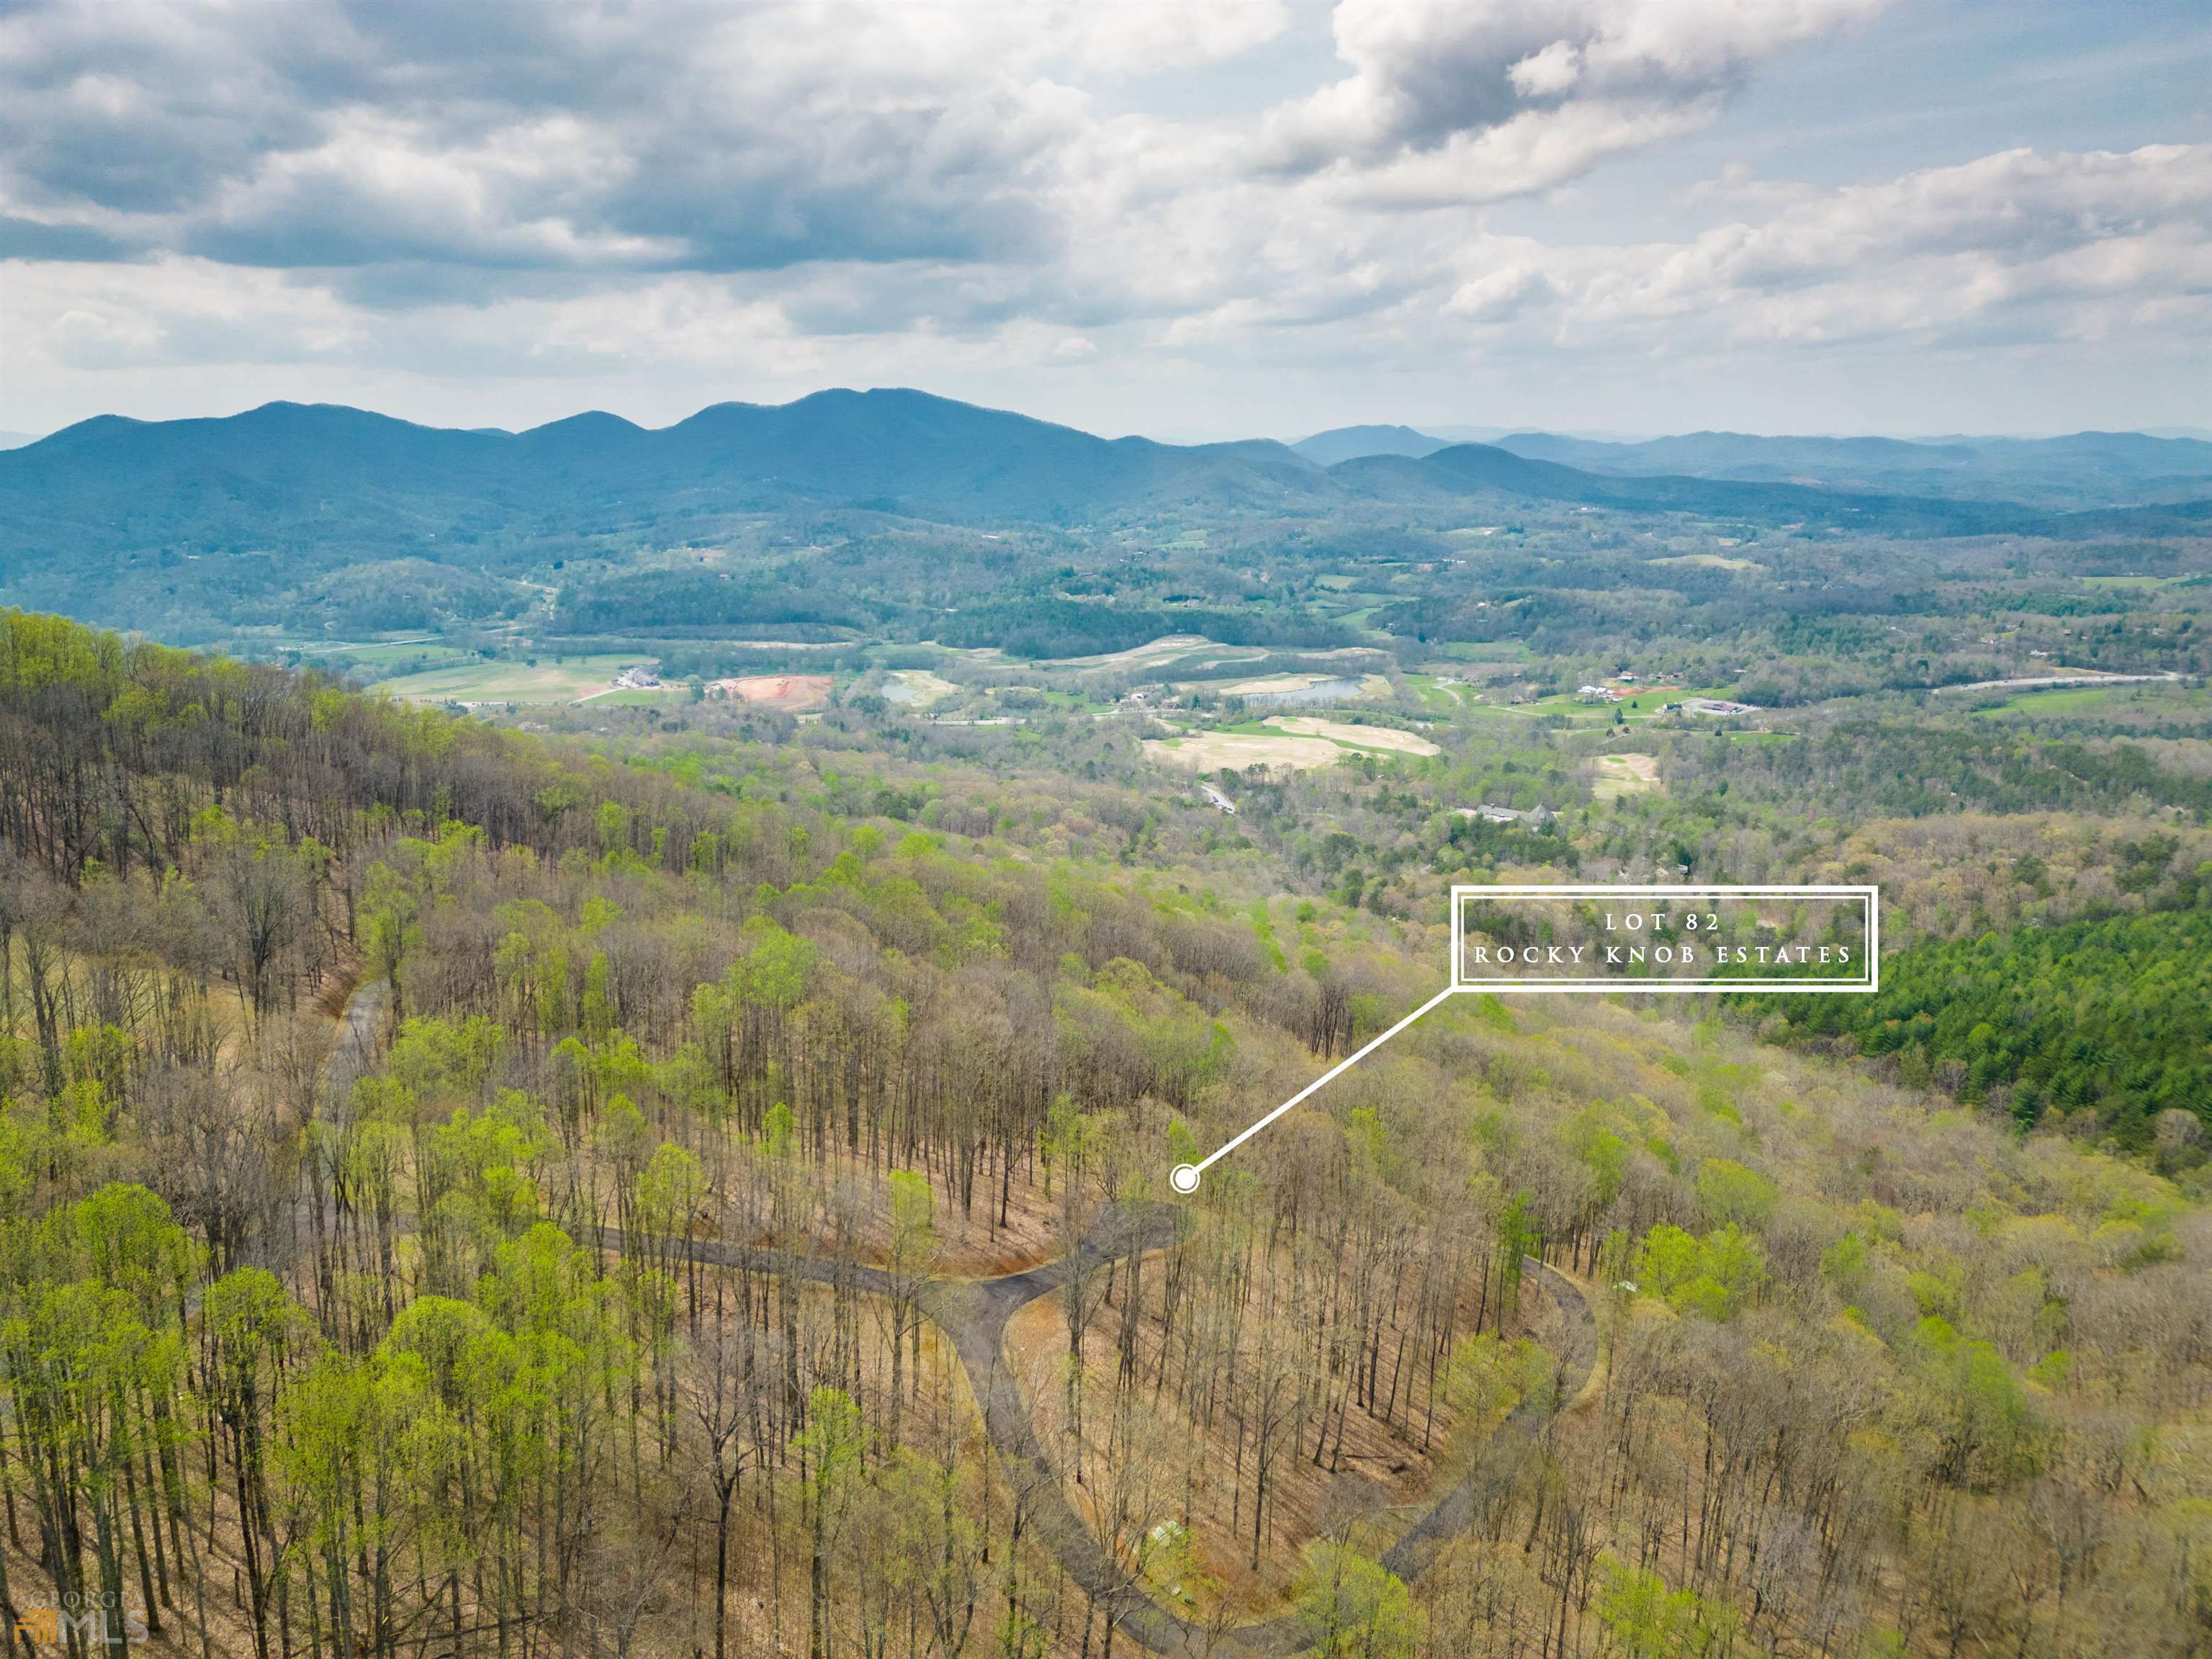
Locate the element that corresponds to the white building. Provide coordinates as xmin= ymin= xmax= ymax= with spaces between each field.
xmin=1457 ymin=804 xmax=1554 ymax=826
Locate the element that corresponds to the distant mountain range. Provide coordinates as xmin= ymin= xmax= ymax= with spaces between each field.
xmin=1 ymin=391 xmax=1326 ymax=547
xmin=4 ymin=392 xmax=2208 ymax=616
xmin=1298 ymin=423 xmax=2212 ymax=511
xmin=1291 ymin=424 xmax=1449 ymax=464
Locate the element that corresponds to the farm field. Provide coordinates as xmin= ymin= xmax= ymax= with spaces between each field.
xmin=1048 ymin=634 xmax=1264 ymax=671
xmin=314 ymin=635 xmax=454 ymax=667
xmin=1649 ymin=552 xmax=1758 ymax=570
xmin=1467 ymin=692 xmax=1641 ymax=724
xmin=1267 ymin=715 xmax=1441 ymax=755
xmin=1144 ymin=729 xmax=1346 ymax=770
xmin=1145 ymin=711 xmax=1443 ymax=771
xmin=1972 ymin=684 xmax=2128 ymax=717
xmin=1592 ymin=751 xmax=1662 ymax=797
xmin=1402 ymin=673 xmax=1470 ymax=708
xmin=1972 ymin=680 xmax=2207 ymax=718
xmin=369 ymin=652 xmax=649 ymax=703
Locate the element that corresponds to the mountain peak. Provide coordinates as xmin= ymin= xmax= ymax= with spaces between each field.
xmin=1292 ymin=424 xmax=1449 ymax=465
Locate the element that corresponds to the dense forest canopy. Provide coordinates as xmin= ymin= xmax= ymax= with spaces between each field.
xmin=0 ymin=608 xmax=2208 ymax=1659
xmin=1758 ymin=907 xmax=2212 ymax=1144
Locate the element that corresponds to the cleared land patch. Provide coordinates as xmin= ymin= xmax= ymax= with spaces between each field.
xmin=710 ymin=673 xmax=833 ymax=709
xmin=1650 ymin=552 xmax=1758 ymax=571
xmin=372 ymin=653 xmax=644 ymax=704
xmin=1145 ymin=732 xmax=1346 ymax=770
xmin=1146 ymin=713 xmax=1441 ymax=773
xmin=1593 ymin=752 xmax=1661 ymax=798
xmin=881 ymin=669 xmax=958 ymax=705
xmin=1268 ymin=716 xmax=1441 ymax=755
xmin=333 ymin=637 xmax=465 ymax=670
xmin=1969 ymin=681 xmax=2206 ymax=719
xmin=1213 ymin=673 xmax=1333 ymax=696
xmin=1052 ymin=634 xmax=1261 ymax=670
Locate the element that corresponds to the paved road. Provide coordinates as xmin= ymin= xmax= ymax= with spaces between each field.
xmin=1936 ymin=670 xmax=2182 ymax=693
xmin=215 ymin=976 xmax=390 ymax=1299
xmin=637 ymin=1202 xmax=1593 ymax=1657
xmin=309 ymin=976 xmax=1595 ymax=1655
xmin=326 ymin=977 xmax=388 ymax=1105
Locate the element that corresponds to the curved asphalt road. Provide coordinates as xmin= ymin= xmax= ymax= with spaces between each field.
xmin=316 ymin=983 xmax=1595 ymax=1655
xmin=615 ymin=1202 xmax=1593 ymax=1657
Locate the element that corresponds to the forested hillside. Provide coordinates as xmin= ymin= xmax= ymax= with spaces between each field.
xmin=1 ymin=611 xmax=2208 ymax=1659
xmin=1758 ymin=907 xmax=2212 ymax=1145
xmin=14 ymin=393 xmax=2203 ymax=647
xmin=1492 ymin=431 xmax=2212 ymax=511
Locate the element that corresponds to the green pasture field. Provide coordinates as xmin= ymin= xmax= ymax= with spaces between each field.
xmin=1972 ymin=680 xmax=2206 ymax=718
xmin=370 ymin=652 xmax=651 ymax=703
xmin=333 ymin=637 xmax=466 ymax=669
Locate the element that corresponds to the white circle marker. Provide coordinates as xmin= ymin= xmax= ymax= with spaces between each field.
xmin=1168 ymin=985 xmax=1461 ymax=1192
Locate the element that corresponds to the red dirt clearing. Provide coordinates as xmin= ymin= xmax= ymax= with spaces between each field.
xmin=709 ymin=673 xmax=833 ymax=709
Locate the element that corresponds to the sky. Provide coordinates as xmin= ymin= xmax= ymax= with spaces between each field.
xmin=1 ymin=0 xmax=2207 ymax=444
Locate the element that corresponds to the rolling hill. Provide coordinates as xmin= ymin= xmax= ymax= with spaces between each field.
xmin=2 ymin=390 xmax=2203 ymax=641
xmin=1291 ymin=423 xmax=1450 ymax=464
xmin=0 ymin=389 xmax=1334 ymax=556
xmin=1336 ymin=441 xmax=2020 ymax=535
xmin=1493 ymin=428 xmax=2212 ymax=510
xmin=0 ymin=390 xmax=2093 ymax=565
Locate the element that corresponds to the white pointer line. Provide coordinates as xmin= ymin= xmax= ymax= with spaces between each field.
xmin=1171 ymin=985 xmax=1460 ymax=1193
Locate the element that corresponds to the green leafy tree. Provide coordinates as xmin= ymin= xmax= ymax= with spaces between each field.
xmin=1297 ymin=1542 xmax=1424 ymax=1659
xmin=792 ymin=1386 xmax=866 ymax=1659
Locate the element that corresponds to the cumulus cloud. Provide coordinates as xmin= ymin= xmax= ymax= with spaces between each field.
xmin=0 ymin=0 xmax=2203 ymax=434
xmin=1557 ymin=144 xmax=2212 ymax=349
xmin=1445 ymin=264 xmax=1553 ymax=323
xmin=0 ymin=0 xmax=1880 ymax=284
xmin=0 ymin=2 xmax=1143 ymax=275
xmin=1256 ymin=0 xmax=1888 ymax=202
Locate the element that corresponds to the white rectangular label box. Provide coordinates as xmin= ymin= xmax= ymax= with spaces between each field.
xmin=1449 ymin=884 xmax=1880 ymax=994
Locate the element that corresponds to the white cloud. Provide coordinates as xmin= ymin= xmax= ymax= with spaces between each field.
xmin=1256 ymin=0 xmax=1889 ymax=201
xmin=1553 ymin=144 xmax=2212 ymax=349
xmin=1445 ymin=264 xmax=1552 ymax=323
xmin=0 ymin=1 xmax=2202 ymax=436
xmin=1 ymin=0 xmax=1887 ymax=282
xmin=1509 ymin=42 xmax=1583 ymax=99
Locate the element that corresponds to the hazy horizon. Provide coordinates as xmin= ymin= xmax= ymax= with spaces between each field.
xmin=5 ymin=390 xmax=2210 ymax=453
